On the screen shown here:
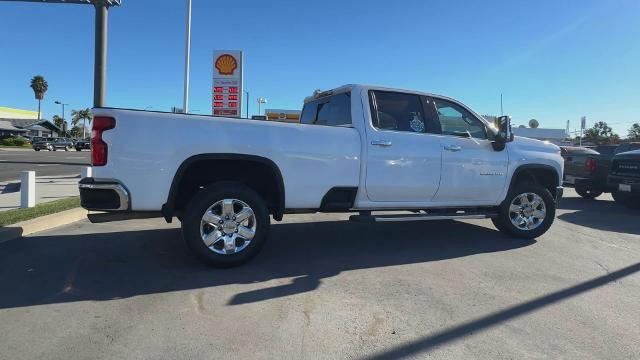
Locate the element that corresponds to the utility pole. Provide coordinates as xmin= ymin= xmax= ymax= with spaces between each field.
xmin=182 ymin=0 xmax=192 ymax=113
xmin=243 ymin=90 xmax=250 ymax=118
xmin=500 ymin=93 xmax=503 ymax=116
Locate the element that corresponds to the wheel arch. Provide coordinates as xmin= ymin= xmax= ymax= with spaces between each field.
xmin=507 ymin=164 xmax=560 ymax=200
xmin=162 ymin=154 xmax=285 ymax=222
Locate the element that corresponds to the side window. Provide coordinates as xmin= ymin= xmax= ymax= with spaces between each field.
xmin=433 ymin=98 xmax=487 ymax=139
xmin=300 ymin=100 xmax=319 ymax=125
xmin=372 ymin=91 xmax=437 ymax=133
xmin=300 ymin=93 xmax=352 ymax=126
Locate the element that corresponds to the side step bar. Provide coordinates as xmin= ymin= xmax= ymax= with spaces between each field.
xmin=349 ymin=212 xmax=498 ymax=223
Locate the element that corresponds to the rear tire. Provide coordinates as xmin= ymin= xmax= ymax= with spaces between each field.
xmin=575 ymin=185 xmax=602 ymax=199
xmin=181 ymin=181 xmax=270 ymax=267
xmin=612 ymin=191 xmax=640 ymax=210
xmin=493 ymin=182 xmax=555 ymax=239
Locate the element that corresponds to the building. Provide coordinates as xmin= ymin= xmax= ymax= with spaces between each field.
xmin=483 ymin=115 xmax=568 ymax=145
xmin=0 ymin=106 xmax=62 ymax=138
xmin=512 ymin=127 xmax=568 ymax=145
xmin=265 ymin=109 xmax=301 ymax=122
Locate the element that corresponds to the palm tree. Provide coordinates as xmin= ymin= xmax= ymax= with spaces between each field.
xmin=71 ymin=108 xmax=92 ymax=139
xmin=30 ymin=75 xmax=48 ymax=120
xmin=52 ymin=115 xmax=64 ymax=129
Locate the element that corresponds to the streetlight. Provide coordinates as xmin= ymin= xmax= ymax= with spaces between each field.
xmin=257 ymin=97 xmax=267 ymax=116
xmin=54 ymin=100 xmax=68 ymax=135
xmin=243 ymin=90 xmax=249 ymax=118
xmin=54 ymin=101 xmax=68 ymax=120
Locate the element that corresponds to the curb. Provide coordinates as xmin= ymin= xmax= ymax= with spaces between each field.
xmin=0 ymin=207 xmax=87 ymax=243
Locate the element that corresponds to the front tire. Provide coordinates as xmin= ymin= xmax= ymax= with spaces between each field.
xmin=575 ymin=185 xmax=602 ymax=199
xmin=492 ymin=182 xmax=556 ymax=239
xmin=181 ymin=181 xmax=270 ymax=267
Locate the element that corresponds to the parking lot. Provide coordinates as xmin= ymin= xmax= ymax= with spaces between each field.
xmin=0 ymin=188 xmax=638 ymax=359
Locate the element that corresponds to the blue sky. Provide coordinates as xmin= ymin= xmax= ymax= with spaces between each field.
xmin=1 ymin=0 xmax=639 ymax=136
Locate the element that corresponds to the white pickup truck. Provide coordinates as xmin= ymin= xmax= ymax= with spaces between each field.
xmin=80 ymin=84 xmax=563 ymax=267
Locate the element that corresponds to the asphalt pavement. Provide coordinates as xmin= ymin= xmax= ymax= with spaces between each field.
xmin=0 ymin=189 xmax=638 ymax=359
xmin=0 ymin=148 xmax=90 ymax=182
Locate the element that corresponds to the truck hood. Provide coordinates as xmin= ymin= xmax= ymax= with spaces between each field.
xmin=511 ymin=136 xmax=560 ymax=154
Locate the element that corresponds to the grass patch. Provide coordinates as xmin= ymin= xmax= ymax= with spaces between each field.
xmin=0 ymin=144 xmax=31 ymax=148
xmin=0 ymin=197 xmax=80 ymax=227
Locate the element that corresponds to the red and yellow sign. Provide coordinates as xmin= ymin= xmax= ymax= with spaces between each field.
xmin=212 ymin=50 xmax=243 ymax=118
xmin=214 ymin=54 xmax=238 ymax=75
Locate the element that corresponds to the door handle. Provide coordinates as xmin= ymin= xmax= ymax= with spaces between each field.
xmin=371 ymin=140 xmax=392 ymax=147
xmin=444 ymin=144 xmax=462 ymax=152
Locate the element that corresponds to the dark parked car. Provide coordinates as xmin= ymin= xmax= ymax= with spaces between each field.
xmin=74 ymin=139 xmax=91 ymax=151
xmin=562 ymin=143 xmax=640 ymax=199
xmin=32 ymin=137 xmax=74 ymax=151
xmin=561 ymin=146 xmax=604 ymax=198
xmin=608 ymin=150 xmax=640 ymax=209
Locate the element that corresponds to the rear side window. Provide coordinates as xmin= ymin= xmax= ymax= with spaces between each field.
xmin=300 ymin=93 xmax=352 ymax=126
xmin=371 ymin=90 xmax=439 ymax=133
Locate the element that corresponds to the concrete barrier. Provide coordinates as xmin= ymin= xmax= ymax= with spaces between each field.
xmin=20 ymin=171 xmax=35 ymax=208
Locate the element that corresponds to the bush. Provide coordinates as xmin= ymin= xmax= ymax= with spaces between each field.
xmin=1 ymin=136 xmax=27 ymax=146
xmin=1 ymin=138 xmax=16 ymax=146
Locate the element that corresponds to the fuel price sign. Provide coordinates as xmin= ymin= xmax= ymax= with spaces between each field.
xmin=212 ymin=50 xmax=243 ymax=117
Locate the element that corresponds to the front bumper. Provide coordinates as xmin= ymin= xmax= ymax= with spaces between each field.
xmin=555 ymin=186 xmax=563 ymax=206
xmin=32 ymin=143 xmax=49 ymax=150
xmin=79 ymin=177 xmax=130 ymax=211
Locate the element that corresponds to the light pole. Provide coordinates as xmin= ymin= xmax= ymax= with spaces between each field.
xmin=54 ymin=100 xmax=68 ymax=135
xmin=182 ymin=0 xmax=192 ymax=113
xmin=257 ymin=97 xmax=267 ymax=116
xmin=54 ymin=101 xmax=67 ymax=120
xmin=243 ymin=90 xmax=249 ymax=117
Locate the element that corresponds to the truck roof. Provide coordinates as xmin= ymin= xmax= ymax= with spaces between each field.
xmin=304 ymin=84 xmax=459 ymax=104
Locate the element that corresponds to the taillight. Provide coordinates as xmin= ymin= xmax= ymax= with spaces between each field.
xmin=585 ymin=157 xmax=597 ymax=173
xmin=91 ymin=116 xmax=116 ymax=166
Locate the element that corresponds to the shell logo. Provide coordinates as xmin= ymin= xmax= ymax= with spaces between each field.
xmin=215 ymin=54 xmax=238 ymax=75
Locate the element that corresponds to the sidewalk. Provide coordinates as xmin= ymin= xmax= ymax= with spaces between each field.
xmin=0 ymin=174 xmax=80 ymax=212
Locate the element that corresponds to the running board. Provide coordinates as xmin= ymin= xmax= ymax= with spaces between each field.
xmin=349 ymin=212 xmax=497 ymax=223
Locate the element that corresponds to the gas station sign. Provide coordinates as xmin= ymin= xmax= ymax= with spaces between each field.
xmin=212 ymin=50 xmax=243 ymax=117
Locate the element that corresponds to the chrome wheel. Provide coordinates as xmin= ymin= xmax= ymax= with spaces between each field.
xmin=508 ymin=192 xmax=546 ymax=231
xmin=199 ymin=198 xmax=256 ymax=255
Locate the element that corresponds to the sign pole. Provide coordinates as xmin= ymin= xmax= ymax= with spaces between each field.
xmin=182 ymin=0 xmax=192 ymax=113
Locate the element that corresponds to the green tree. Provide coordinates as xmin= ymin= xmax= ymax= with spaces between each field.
xmin=69 ymin=126 xmax=81 ymax=138
xmin=71 ymin=108 xmax=92 ymax=139
xmin=30 ymin=75 xmax=48 ymax=120
xmin=583 ymin=121 xmax=619 ymax=145
xmin=52 ymin=115 xmax=64 ymax=129
xmin=628 ymin=123 xmax=640 ymax=141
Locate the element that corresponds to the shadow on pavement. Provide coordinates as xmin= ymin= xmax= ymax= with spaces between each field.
xmin=0 ymin=220 xmax=533 ymax=310
xmin=362 ymin=262 xmax=640 ymax=360
xmin=558 ymin=197 xmax=639 ymax=235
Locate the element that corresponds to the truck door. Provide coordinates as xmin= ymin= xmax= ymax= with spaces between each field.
xmin=428 ymin=97 xmax=508 ymax=203
xmin=365 ymin=90 xmax=442 ymax=202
